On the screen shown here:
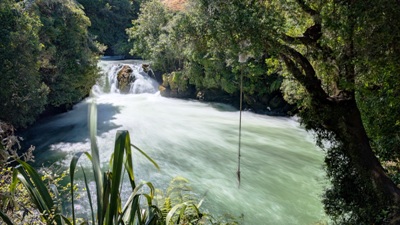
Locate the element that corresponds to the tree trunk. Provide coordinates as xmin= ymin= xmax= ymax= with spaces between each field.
xmin=281 ymin=43 xmax=400 ymax=222
xmin=330 ymin=98 xmax=400 ymax=222
xmin=347 ymin=100 xmax=399 ymax=196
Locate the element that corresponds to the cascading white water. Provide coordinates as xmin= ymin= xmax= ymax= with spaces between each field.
xmin=93 ymin=60 xmax=159 ymax=95
xmin=24 ymin=60 xmax=328 ymax=224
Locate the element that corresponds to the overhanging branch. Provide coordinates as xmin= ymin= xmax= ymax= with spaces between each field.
xmin=280 ymin=45 xmax=329 ymax=102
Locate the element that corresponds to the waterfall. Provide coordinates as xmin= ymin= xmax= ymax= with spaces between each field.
xmin=94 ymin=60 xmax=159 ymax=95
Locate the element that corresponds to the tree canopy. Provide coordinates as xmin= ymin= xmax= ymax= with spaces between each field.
xmin=128 ymin=0 xmax=292 ymax=114
xmin=34 ymin=0 xmax=101 ymax=109
xmin=77 ymin=0 xmax=141 ymax=56
xmin=129 ymin=0 xmax=400 ymax=223
xmin=0 ymin=0 xmax=48 ymax=126
xmin=0 ymin=0 xmax=102 ymax=127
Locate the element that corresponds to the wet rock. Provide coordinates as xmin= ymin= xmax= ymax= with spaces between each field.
xmin=117 ymin=65 xmax=135 ymax=93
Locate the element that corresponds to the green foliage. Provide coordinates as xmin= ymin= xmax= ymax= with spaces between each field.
xmin=0 ymin=121 xmax=38 ymax=223
xmin=0 ymin=146 xmax=71 ymax=225
xmin=0 ymin=167 xmax=43 ymax=224
xmin=0 ymin=0 xmax=103 ymax=127
xmin=77 ymin=0 xmax=139 ymax=55
xmin=281 ymin=1 xmax=400 ymax=223
xmin=33 ymin=0 xmax=101 ymax=109
xmin=353 ymin=0 xmax=400 ymax=165
xmin=128 ymin=0 xmax=183 ymax=71
xmin=128 ymin=0 xmax=287 ymax=112
xmin=162 ymin=71 xmax=189 ymax=92
xmin=321 ymin=144 xmax=390 ymax=225
xmin=156 ymin=177 xmax=240 ymax=225
xmin=0 ymin=0 xmax=48 ymax=127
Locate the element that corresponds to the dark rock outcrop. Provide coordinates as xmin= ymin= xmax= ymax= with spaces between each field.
xmin=142 ymin=64 xmax=163 ymax=84
xmin=117 ymin=65 xmax=135 ymax=93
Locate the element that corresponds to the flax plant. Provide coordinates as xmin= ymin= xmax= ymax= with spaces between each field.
xmin=1 ymin=102 xmax=163 ymax=225
xmin=71 ymin=101 xmax=165 ymax=225
xmin=0 ymin=101 xmax=214 ymax=225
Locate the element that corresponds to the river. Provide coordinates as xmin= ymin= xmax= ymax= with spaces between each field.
xmin=23 ymin=60 xmax=327 ymax=224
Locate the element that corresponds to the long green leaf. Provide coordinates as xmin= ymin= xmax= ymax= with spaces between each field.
xmin=81 ymin=165 xmax=95 ymax=225
xmin=49 ymin=184 xmax=65 ymax=225
xmin=119 ymin=182 xmax=146 ymax=220
xmin=102 ymin=171 xmax=111 ymax=224
xmin=120 ymin=181 xmax=155 ymax=224
xmin=70 ymin=152 xmax=84 ymax=225
xmin=15 ymin=172 xmax=44 ymax=211
xmin=16 ymin=160 xmax=53 ymax=212
xmin=4 ymin=168 xmax=20 ymax=216
xmin=0 ymin=210 xmax=13 ymax=225
xmin=145 ymin=205 xmax=162 ymax=225
xmin=131 ymin=144 xmax=160 ymax=171
xmin=166 ymin=203 xmax=187 ymax=225
xmin=80 ymin=152 xmax=96 ymax=224
xmin=131 ymin=195 xmax=141 ymax=224
xmin=88 ymin=101 xmax=103 ymax=225
xmin=16 ymin=164 xmax=63 ymax=225
xmin=124 ymin=136 xmax=135 ymax=189
xmin=106 ymin=131 xmax=128 ymax=225
xmin=9 ymin=169 xmax=18 ymax=196
xmin=60 ymin=215 xmax=73 ymax=225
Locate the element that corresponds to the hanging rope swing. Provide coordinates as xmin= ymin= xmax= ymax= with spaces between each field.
xmin=237 ymin=51 xmax=248 ymax=188
xmin=237 ymin=66 xmax=243 ymax=188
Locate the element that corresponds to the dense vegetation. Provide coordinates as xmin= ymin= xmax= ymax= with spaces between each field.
xmin=0 ymin=0 xmax=48 ymax=127
xmin=76 ymin=0 xmax=142 ymax=56
xmin=0 ymin=0 xmax=101 ymax=128
xmin=128 ymin=0 xmax=291 ymax=114
xmin=129 ymin=0 xmax=400 ymax=224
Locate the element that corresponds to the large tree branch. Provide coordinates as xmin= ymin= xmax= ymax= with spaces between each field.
xmin=280 ymin=46 xmax=329 ymax=103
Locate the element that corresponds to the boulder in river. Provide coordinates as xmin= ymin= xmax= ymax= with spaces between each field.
xmin=117 ymin=65 xmax=135 ymax=93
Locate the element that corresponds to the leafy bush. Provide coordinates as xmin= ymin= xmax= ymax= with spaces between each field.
xmin=0 ymin=0 xmax=48 ymax=127
xmin=0 ymin=0 xmax=103 ymax=127
xmin=0 ymin=121 xmax=40 ymax=224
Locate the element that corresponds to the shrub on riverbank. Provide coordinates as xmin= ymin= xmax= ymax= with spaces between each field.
xmin=0 ymin=0 xmax=102 ymax=128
